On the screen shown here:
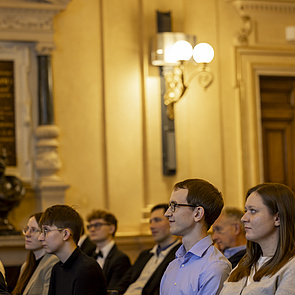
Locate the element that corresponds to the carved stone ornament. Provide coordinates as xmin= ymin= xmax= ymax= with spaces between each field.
xmin=0 ymin=0 xmax=71 ymax=52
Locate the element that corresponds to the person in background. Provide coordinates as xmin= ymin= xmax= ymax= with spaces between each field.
xmin=12 ymin=212 xmax=59 ymax=295
xmin=87 ymin=210 xmax=131 ymax=291
xmin=78 ymin=222 xmax=96 ymax=257
xmin=220 ymin=183 xmax=295 ymax=294
xmin=116 ymin=204 xmax=180 ymax=295
xmin=160 ymin=178 xmax=231 ymax=295
xmin=212 ymin=207 xmax=247 ymax=268
xmin=38 ymin=205 xmax=107 ymax=295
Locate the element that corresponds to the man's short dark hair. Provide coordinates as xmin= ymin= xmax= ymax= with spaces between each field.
xmin=86 ymin=210 xmax=117 ymax=236
xmin=174 ymin=178 xmax=224 ymax=230
xmin=39 ymin=205 xmax=83 ymax=244
xmin=151 ymin=203 xmax=169 ymax=213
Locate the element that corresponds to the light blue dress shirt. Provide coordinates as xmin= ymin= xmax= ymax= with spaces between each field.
xmin=160 ymin=235 xmax=231 ymax=295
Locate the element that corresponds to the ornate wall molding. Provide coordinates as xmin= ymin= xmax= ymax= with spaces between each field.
xmin=0 ymin=0 xmax=71 ymax=48
xmin=228 ymin=0 xmax=295 ymax=16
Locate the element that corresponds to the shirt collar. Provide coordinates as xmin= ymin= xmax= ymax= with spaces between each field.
xmin=96 ymin=239 xmax=115 ymax=258
xmin=223 ymin=245 xmax=246 ymax=259
xmin=150 ymin=239 xmax=181 ymax=256
xmin=176 ymin=235 xmax=213 ymax=258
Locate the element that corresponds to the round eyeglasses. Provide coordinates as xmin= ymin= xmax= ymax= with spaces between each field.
xmin=22 ymin=227 xmax=41 ymax=235
xmin=40 ymin=227 xmax=64 ymax=237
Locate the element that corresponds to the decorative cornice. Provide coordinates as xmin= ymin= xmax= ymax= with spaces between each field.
xmin=228 ymin=0 xmax=295 ymax=16
xmin=0 ymin=0 xmax=71 ymax=52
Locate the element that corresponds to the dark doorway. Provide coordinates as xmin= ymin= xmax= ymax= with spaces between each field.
xmin=260 ymin=75 xmax=295 ymax=191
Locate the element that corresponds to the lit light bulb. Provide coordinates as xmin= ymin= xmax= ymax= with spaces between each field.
xmin=193 ymin=43 xmax=214 ymax=63
xmin=171 ymin=40 xmax=193 ymax=61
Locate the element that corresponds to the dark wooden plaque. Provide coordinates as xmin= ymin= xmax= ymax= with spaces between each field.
xmin=0 ymin=61 xmax=16 ymax=166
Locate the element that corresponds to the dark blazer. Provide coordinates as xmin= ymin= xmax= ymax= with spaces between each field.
xmin=80 ymin=236 xmax=96 ymax=257
xmin=100 ymin=244 xmax=131 ymax=291
xmin=116 ymin=242 xmax=180 ymax=295
xmin=229 ymin=249 xmax=246 ymax=268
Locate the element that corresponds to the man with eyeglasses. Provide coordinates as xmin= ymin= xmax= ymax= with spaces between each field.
xmin=38 ymin=205 xmax=107 ymax=295
xmin=87 ymin=209 xmax=131 ymax=291
xmin=160 ymin=179 xmax=231 ymax=295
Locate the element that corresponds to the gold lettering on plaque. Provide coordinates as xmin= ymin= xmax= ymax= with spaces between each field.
xmin=0 ymin=61 xmax=16 ymax=166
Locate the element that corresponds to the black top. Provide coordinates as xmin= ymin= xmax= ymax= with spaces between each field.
xmin=48 ymin=247 xmax=107 ymax=295
xmin=229 ymin=249 xmax=246 ymax=269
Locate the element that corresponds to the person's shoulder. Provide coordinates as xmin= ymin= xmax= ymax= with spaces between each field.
xmin=111 ymin=244 xmax=130 ymax=259
xmin=206 ymin=245 xmax=232 ymax=268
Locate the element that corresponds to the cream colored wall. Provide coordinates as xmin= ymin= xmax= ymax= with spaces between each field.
xmin=50 ymin=0 xmax=295 ymax=236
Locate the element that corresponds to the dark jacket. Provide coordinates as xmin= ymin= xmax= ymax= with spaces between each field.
xmin=80 ymin=236 xmax=96 ymax=257
xmin=116 ymin=242 xmax=180 ymax=295
xmin=229 ymin=249 xmax=246 ymax=268
xmin=98 ymin=244 xmax=131 ymax=291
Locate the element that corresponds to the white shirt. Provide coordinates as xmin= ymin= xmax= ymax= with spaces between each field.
xmin=125 ymin=240 xmax=180 ymax=295
xmin=95 ymin=239 xmax=115 ymax=269
xmin=246 ymin=256 xmax=271 ymax=286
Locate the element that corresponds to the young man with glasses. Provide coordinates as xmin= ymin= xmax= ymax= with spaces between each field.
xmin=87 ymin=210 xmax=131 ymax=291
xmin=160 ymin=179 xmax=231 ymax=295
xmin=38 ymin=205 xmax=107 ymax=295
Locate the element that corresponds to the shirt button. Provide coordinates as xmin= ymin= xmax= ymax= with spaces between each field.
xmin=174 ymin=282 xmax=177 ymax=286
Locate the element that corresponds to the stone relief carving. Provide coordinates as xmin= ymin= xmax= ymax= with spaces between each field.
xmin=0 ymin=9 xmax=54 ymax=32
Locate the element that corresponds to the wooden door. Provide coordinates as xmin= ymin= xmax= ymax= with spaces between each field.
xmin=260 ymin=76 xmax=295 ymax=191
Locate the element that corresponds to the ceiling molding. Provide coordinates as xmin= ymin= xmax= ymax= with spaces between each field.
xmin=228 ymin=0 xmax=295 ymax=16
xmin=0 ymin=0 xmax=71 ymax=53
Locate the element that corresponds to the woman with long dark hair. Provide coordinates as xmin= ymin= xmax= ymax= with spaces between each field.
xmin=220 ymin=183 xmax=295 ymax=294
xmin=12 ymin=213 xmax=58 ymax=295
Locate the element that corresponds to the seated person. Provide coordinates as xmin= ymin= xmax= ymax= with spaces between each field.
xmin=12 ymin=213 xmax=59 ymax=295
xmin=87 ymin=210 xmax=131 ymax=291
xmin=212 ymin=207 xmax=246 ymax=268
xmin=160 ymin=179 xmax=231 ymax=295
xmin=38 ymin=205 xmax=107 ymax=295
xmin=221 ymin=183 xmax=295 ymax=294
xmin=116 ymin=204 xmax=180 ymax=295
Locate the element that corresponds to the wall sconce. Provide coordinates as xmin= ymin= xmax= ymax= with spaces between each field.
xmin=151 ymin=32 xmax=214 ymax=119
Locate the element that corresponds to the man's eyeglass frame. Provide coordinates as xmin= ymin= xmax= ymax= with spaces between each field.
xmin=169 ymin=202 xmax=200 ymax=213
xmin=86 ymin=222 xmax=110 ymax=230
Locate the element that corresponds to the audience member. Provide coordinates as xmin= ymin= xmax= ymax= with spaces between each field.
xmin=38 ymin=205 xmax=107 ymax=295
xmin=116 ymin=204 xmax=180 ymax=295
xmin=12 ymin=212 xmax=59 ymax=295
xmin=78 ymin=223 xmax=96 ymax=257
xmin=160 ymin=178 xmax=231 ymax=295
xmin=87 ymin=210 xmax=131 ymax=291
xmin=212 ymin=207 xmax=246 ymax=268
xmin=220 ymin=183 xmax=295 ymax=294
